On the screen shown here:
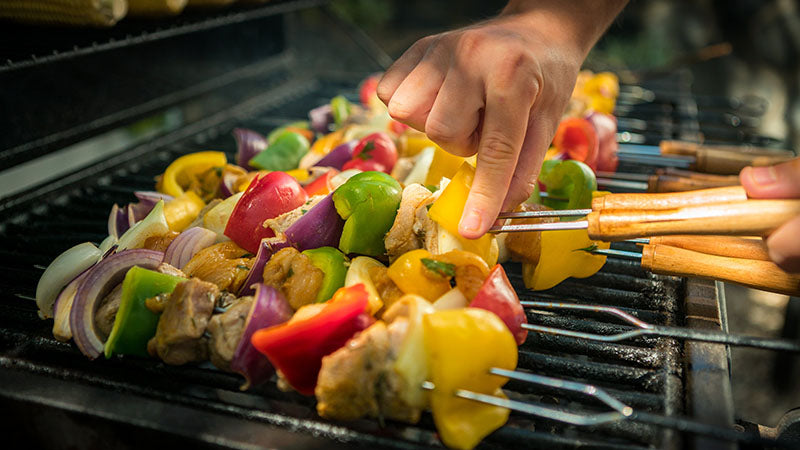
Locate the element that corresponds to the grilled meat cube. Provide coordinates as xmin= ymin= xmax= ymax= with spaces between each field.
xmin=315 ymin=319 xmax=421 ymax=423
xmin=156 ymin=262 xmax=187 ymax=278
xmin=504 ymin=203 xmax=556 ymax=265
xmin=368 ymin=265 xmax=404 ymax=314
xmin=412 ymin=195 xmax=439 ymax=253
xmin=182 ymin=241 xmax=254 ymax=293
xmin=385 ymin=184 xmax=432 ymax=262
xmin=263 ymin=195 xmax=325 ymax=235
xmin=94 ymin=283 xmax=123 ymax=339
xmin=207 ymin=296 xmax=253 ymax=371
xmin=148 ymin=278 xmax=219 ymax=365
xmin=261 ymin=247 xmax=324 ymax=310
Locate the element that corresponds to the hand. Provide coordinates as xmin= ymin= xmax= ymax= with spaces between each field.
xmin=740 ymin=157 xmax=800 ymax=272
xmin=377 ymin=0 xmax=627 ymax=238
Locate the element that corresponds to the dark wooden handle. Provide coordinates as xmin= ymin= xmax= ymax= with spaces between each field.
xmin=592 ymin=186 xmax=747 ymax=210
xmin=660 ymin=140 xmax=796 ymax=158
xmin=587 ymin=199 xmax=800 ymax=241
xmin=648 ymin=235 xmax=770 ymax=260
xmin=641 ymin=244 xmax=800 ymax=297
xmin=692 ymin=149 xmax=794 ymax=175
xmin=647 ymin=175 xmax=740 ymax=193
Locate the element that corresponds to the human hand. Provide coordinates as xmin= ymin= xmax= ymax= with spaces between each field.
xmin=377 ymin=1 xmax=627 ymax=238
xmin=740 ymin=157 xmax=800 ymax=272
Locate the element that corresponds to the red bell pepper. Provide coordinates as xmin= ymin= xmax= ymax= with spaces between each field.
xmin=469 ymin=265 xmax=528 ymax=345
xmin=553 ymin=117 xmax=599 ymax=170
xmin=342 ymin=132 xmax=397 ymax=174
xmin=224 ymin=171 xmax=307 ymax=253
xmin=359 ymin=74 xmax=379 ymax=107
xmin=303 ymin=169 xmax=339 ymax=197
xmin=250 ymin=284 xmax=372 ymax=395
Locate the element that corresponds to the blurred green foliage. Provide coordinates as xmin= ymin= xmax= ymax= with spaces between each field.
xmin=330 ymin=0 xmax=395 ymax=31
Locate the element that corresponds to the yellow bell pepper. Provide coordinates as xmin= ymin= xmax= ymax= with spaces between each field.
xmin=424 ymin=308 xmax=517 ymax=450
xmin=163 ymin=191 xmax=206 ymax=232
xmin=522 ymin=228 xmax=610 ymax=290
xmin=285 ymin=168 xmax=311 ymax=183
xmin=158 ymin=151 xmax=227 ymax=197
xmin=387 ymin=249 xmax=451 ymax=302
xmin=310 ymin=129 xmax=344 ymax=155
xmin=399 ymin=130 xmax=436 ymax=157
xmin=428 ymin=162 xmax=498 ymax=266
xmin=424 ymin=145 xmax=465 ymax=187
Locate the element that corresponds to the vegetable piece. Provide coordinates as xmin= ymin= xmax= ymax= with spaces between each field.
xmin=424 ymin=145 xmax=465 ymax=186
xmin=342 ymin=158 xmax=386 ymax=173
xmin=104 ymin=267 xmax=186 ymax=358
xmin=344 ymin=256 xmax=385 ymax=315
xmin=397 ymin=130 xmax=436 ymax=157
xmin=219 ymin=165 xmax=248 ymax=198
xmin=251 ymin=284 xmax=372 ymax=395
xmin=311 ymin=130 xmax=346 ymax=155
xmin=203 ymin=191 xmax=243 ymax=237
xmin=266 ymin=121 xmax=313 ymax=144
xmin=158 ymin=151 xmax=227 ymax=197
xmin=163 ymin=226 xmax=218 ymax=269
xmin=302 ymin=247 xmax=349 ymax=303
xmin=433 ymin=287 xmax=468 ymax=311
xmin=108 ymin=203 xmax=135 ymax=239
xmin=522 ymin=229 xmax=609 ymax=290
xmin=538 ymin=159 xmax=597 ymax=211
xmin=238 ymin=236 xmax=292 ymax=296
xmin=387 ymin=249 xmax=451 ymax=302
xmin=309 ymin=104 xmax=334 ymax=134
xmin=330 ymin=95 xmax=351 ymax=128
xmin=163 ymin=191 xmax=205 ymax=232
xmin=52 ymin=270 xmax=89 ymax=342
xmin=70 ymin=249 xmax=163 ymax=359
xmin=428 ymin=163 xmax=498 ymax=266
xmin=249 ymin=131 xmax=311 ymax=172
xmin=469 ymin=265 xmax=528 ymax=345
xmin=343 ymin=132 xmax=398 ymax=174
xmin=553 ymin=117 xmax=599 ymax=169
xmin=224 ymin=171 xmax=308 ymax=254
xmin=358 ymin=74 xmax=380 ymax=108
xmin=424 ymin=308 xmax=517 ymax=450
xmin=332 ymin=171 xmax=402 ymax=257
xmin=117 ymin=200 xmax=170 ymax=251
xmin=284 ymin=194 xmax=345 ymax=251
xmin=231 ymin=283 xmax=293 ymax=390
xmin=315 ymin=140 xmax=356 ymax=170
xmin=36 ymin=241 xmax=103 ymax=319
xmin=233 ymin=128 xmax=268 ymax=169
xmin=303 ymin=169 xmax=339 ymax=196
xmin=586 ymin=111 xmax=619 ymax=173
xmin=402 ymin=145 xmax=435 ymax=186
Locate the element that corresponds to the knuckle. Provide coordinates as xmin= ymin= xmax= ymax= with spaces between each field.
xmin=456 ymin=30 xmax=486 ymax=55
xmin=425 ymin=116 xmax=460 ymax=144
xmin=387 ymin=99 xmax=413 ymax=121
xmin=480 ymin=131 xmax=518 ymax=164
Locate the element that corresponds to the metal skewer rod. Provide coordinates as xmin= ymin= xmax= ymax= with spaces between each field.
xmin=616 ymin=153 xmax=696 ymax=168
xmin=595 ymin=177 xmax=649 ymax=191
xmin=520 ymin=301 xmax=800 ymax=352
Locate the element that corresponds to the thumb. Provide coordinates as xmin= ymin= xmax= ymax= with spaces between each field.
xmin=740 ymin=157 xmax=800 ymax=199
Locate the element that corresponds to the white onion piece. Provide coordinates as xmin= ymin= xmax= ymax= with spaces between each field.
xmin=163 ymin=227 xmax=218 ymax=269
xmin=344 ymin=256 xmax=385 ymax=315
xmin=402 ymin=146 xmax=435 ymax=186
xmin=203 ymin=191 xmax=243 ymax=240
xmin=36 ymin=242 xmax=103 ymax=319
xmin=98 ymin=235 xmax=118 ymax=256
xmin=433 ymin=288 xmax=468 ymax=311
xmin=329 ymin=169 xmax=362 ymax=191
xmin=117 ymin=200 xmax=169 ymax=251
xmin=52 ymin=270 xmax=89 ymax=342
xmin=298 ymin=150 xmax=324 ymax=170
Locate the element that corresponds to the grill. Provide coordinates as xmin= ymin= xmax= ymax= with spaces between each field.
xmin=0 ymin=3 xmax=793 ymax=449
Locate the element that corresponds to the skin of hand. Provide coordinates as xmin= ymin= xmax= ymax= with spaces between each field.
xmin=377 ymin=0 xmax=628 ymax=238
xmin=740 ymin=157 xmax=800 ymax=273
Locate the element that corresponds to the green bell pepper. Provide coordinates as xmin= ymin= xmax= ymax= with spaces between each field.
xmin=104 ymin=266 xmax=186 ymax=358
xmin=538 ymin=159 xmax=597 ymax=211
xmin=331 ymin=95 xmax=351 ymax=128
xmin=332 ymin=171 xmax=402 ymax=257
xmin=302 ymin=246 xmax=349 ymax=303
xmin=249 ymin=131 xmax=310 ymax=172
xmin=266 ymin=120 xmax=310 ymax=144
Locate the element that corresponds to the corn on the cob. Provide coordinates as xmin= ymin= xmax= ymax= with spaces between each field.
xmin=127 ymin=0 xmax=187 ymax=17
xmin=0 ymin=0 xmax=127 ymax=27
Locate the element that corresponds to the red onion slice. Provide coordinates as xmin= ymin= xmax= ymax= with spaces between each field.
xmin=70 ymin=249 xmax=163 ymax=359
xmin=219 ymin=171 xmax=239 ymax=199
xmin=314 ymin=140 xmax=357 ymax=170
xmin=231 ymin=284 xmax=293 ymax=390
xmin=36 ymin=242 xmax=103 ymax=319
xmin=52 ymin=270 xmax=90 ymax=342
xmin=233 ymin=128 xmax=268 ymax=169
xmin=283 ymin=194 xmax=344 ymax=251
xmin=131 ymin=191 xmax=173 ymax=222
xmin=309 ymin=104 xmax=334 ymax=134
xmin=163 ymin=227 xmax=218 ymax=269
xmin=238 ymin=236 xmax=292 ymax=296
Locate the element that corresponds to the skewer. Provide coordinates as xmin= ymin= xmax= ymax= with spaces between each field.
xmin=596 ymin=169 xmax=741 ymax=193
xmin=617 ymin=140 xmax=795 ymax=158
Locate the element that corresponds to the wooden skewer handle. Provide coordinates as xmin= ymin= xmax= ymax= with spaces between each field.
xmin=659 ymin=140 xmax=796 ymax=158
xmin=647 ymin=175 xmax=740 ymax=193
xmin=648 ymin=235 xmax=770 ymax=261
xmin=691 ymin=149 xmax=794 ymax=175
xmin=592 ymin=186 xmax=747 ymax=210
xmin=588 ymin=199 xmax=800 ymax=241
xmin=641 ymin=244 xmax=800 ymax=297
xmin=656 ymin=167 xmax=743 ymax=183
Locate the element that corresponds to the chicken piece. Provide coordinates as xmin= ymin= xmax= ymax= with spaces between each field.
xmin=94 ymin=283 xmax=123 ymax=339
xmin=261 ymin=247 xmax=324 ymax=311
xmin=156 ymin=262 xmax=187 ymax=278
xmin=316 ymin=320 xmax=421 ymax=423
xmin=504 ymin=203 xmax=557 ymax=265
xmin=183 ymin=241 xmax=254 ymax=293
xmin=207 ymin=296 xmax=253 ymax=371
xmin=368 ymin=265 xmax=404 ymax=314
xmin=142 ymin=231 xmax=180 ymax=253
xmin=148 ymin=278 xmax=218 ymax=365
xmin=263 ymin=195 xmax=325 ymax=235
xmin=385 ymin=184 xmax=432 ymax=262
xmin=390 ymin=156 xmax=415 ymax=182
xmin=412 ymin=195 xmax=439 ymax=253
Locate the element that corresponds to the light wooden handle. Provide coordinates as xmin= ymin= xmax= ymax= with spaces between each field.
xmin=641 ymin=244 xmax=800 ymax=297
xmin=592 ymin=186 xmax=747 ymax=210
xmin=692 ymin=149 xmax=793 ymax=175
xmin=660 ymin=140 xmax=796 ymax=158
xmin=655 ymin=167 xmax=741 ymax=183
xmin=648 ymin=235 xmax=770 ymax=260
xmin=587 ymin=199 xmax=800 ymax=241
xmin=647 ymin=175 xmax=740 ymax=193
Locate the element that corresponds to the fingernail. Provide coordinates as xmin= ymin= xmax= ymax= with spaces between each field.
xmin=459 ymin=208 xmax=482 ymax=234
xmin=748 ymin=166 xmax=778 ymax=186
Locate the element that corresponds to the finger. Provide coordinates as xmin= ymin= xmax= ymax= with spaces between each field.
xmin=739 ymin=157 xmax=800 ymax=199
xmin=766 ymin=215 xmax=800 ymax=273
xmin=501 ymin=117 xmax=550 ymax=210
xmin=377 ymin=37 xmax=433 ymax=106
xmin=459 ymin=74 xmax=536 ymax=239
xmin=424 ymin=69 xmax=483 ymax=157
xmin=386 ymin=45 xmax=450 ymax=131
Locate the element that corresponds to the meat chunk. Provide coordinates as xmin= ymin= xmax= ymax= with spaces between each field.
xmin=385 ymin=184 xmax=432 ymax=262
xmin=156 ymin=262 xmax=187 ymax=278
xmin=148 ymin=278 xmax=218 ymax=365
xmin=261 ymin=247 xmax=324 ymax=310
xmin=412 ymin=195 xmax=439 ymax=253
xmin=142 ymin=231 xmax=180 ymax=253
xmin=315 ymin=320 xmax=421 ymax=423
xmin=504 ymin=203 xmax=556 ymax=265
xmin=94 ymin=283 xmax=122 ymax=339
xmin=182 ymin=241 xmax=254 ymax=293
xmin=207 ymin=296 xmax=253 ymax=371
xmin=368 ymin=265 xmax=404 ymax=314
xmin=263 ymin=195 xmax=325 ymax=235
